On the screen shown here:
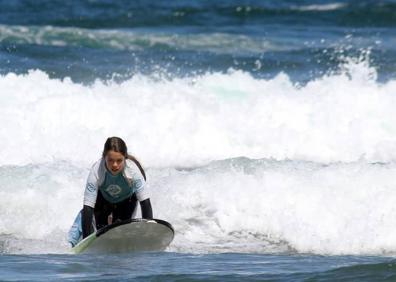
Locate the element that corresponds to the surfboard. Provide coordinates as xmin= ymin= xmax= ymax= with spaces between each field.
xmin=72 ymin=218 xmax=174 ymax=254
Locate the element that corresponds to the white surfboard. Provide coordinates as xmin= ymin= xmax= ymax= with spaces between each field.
xmin=72 ymin=218 xmax=174 ymax=254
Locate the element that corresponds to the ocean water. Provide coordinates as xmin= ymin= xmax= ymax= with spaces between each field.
xmin=2 ymin=0 xmax=396 ymax=281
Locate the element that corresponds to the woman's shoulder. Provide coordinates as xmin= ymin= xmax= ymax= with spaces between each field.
xmin=89 ymin=158 xmax=106 ymax=175
xmin=124 ymin=158 xmax=145 ymax=180
xmin=125 ymin=158 xmax=140 ymax=172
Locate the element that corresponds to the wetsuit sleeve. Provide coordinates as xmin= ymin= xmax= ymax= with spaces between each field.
xmin=83 ymin=161 xmax=100 ymax=208
xmin=82 ymin=161 xmax=101 ymax=238
xmin=125 ymin=159 xmax=152 ymax=219
xmin=140 ymin=198 xmax=153 ymax=219
xmin=82 ymin=205 xmax=94 ymax=238
xmin=125 ymin=159 xmax=149 ymax=201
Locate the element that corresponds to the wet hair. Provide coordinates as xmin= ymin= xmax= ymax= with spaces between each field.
xmin=102 ymin=136 xmax=128 ymax=158
xmin=102 ymin=137 xmax=146 ymax=180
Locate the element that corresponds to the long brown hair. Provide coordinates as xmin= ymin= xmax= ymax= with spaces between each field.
xmin=102 ymin=136 xmax=146 ymax=180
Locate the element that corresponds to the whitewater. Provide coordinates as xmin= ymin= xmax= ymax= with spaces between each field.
xmin=1 ymin=58 xmax=396 ymax=256
xmin=1 ymin=57 xmax=395 ymax=166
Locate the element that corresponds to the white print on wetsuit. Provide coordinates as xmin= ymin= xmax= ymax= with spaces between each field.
xmin=105 ymin=184 xmax=122 ymax=197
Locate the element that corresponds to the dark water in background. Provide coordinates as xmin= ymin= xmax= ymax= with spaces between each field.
xmin=2 ymin=0 xmax=396 ymax=281
xmin=1 ymin=0 xmax=396 ymax=82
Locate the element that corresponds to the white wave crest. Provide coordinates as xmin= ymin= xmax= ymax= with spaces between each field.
xmin=292 ymin=3 xmax=346 ymax=12
xmin=1 ymin=58 xmax=395 ymax=167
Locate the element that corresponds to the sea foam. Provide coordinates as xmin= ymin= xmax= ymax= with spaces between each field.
xmin=1 ymin=159 xmax=396 ymax=255
xmin=0 ymin=58 xmax=396 ymax=167
xmin=2 ymin=59 xmax=396 ymax=255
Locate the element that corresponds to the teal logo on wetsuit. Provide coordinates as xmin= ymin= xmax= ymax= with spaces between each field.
xmin=99 ymin=171 xmax=133 ymax=204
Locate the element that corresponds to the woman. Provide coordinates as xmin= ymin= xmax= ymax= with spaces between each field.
xmin=81 ymin=136 xmax=153 ymax=239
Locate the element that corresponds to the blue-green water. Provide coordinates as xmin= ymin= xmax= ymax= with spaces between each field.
xmin=1 ymin=253 xmax=396 ymax=282
xmin=2 ymin=0 xmax=396 ymax=281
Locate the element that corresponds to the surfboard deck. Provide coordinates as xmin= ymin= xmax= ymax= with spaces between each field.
xmin=72 ymin=218 xmax=174 ymax=254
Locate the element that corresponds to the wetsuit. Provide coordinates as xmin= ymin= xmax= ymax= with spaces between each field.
xmin=81 ymin=158 xmax=152 ymax=238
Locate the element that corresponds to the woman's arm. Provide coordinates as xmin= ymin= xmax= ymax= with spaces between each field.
xmin=140 ymin=198 xmax=153 ymax=219
xmin=125 ymin=159 xmax=153 ymax=219
xmin=82 ymin=205 xmax=94 ymax=238
xmin=81 ymin=160 xmax=101 ymax=238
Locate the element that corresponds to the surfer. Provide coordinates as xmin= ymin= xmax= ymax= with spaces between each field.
xmin=81 ymin=136 xmax=153 ymax=239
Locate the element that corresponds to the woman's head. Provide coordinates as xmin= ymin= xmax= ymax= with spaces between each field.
xmin=102 ymin=137 xmax=128 ymax=175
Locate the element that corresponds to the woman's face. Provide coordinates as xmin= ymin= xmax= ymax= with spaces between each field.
xmin=105 ymin=150 xmax=125 ymax=175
